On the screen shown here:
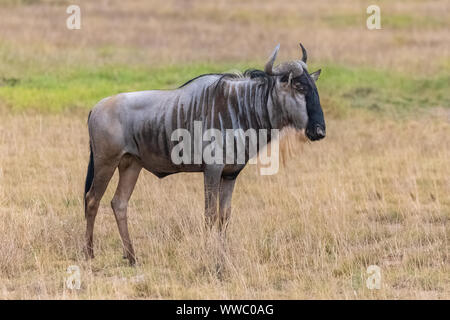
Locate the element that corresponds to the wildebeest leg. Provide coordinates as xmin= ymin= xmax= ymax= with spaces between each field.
xmin=218 ymin=176 xmax=236 ymax=235
xmin=111 ymin=156 xmax=141 ymax=265
xmin=203 ymin=168 xmax=222 ymax=229
xmin=85 ymin=160 xmax=118 ymax=259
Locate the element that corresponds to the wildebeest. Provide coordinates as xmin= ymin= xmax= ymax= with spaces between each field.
xmin=84 ymin=43 xmax=325 ymax=265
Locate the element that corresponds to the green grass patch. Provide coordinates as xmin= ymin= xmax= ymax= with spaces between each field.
xmin=0 ymin=62 xmax=448 ymax=115
xmin=0 ymin=63 xmax=242 ymax=112
xmin=322 ymin=12 xmax=448 ymax=30
xmin=323 ymin=13 xmax=363 ymax=28
xmin=382 ymin=14 xmax=447 ymax=29
xmin=314 ymin=64 xmax=449 ymax=117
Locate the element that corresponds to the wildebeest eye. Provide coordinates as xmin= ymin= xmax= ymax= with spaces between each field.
xmin=293 ymin=82 xmax=307 ymax=93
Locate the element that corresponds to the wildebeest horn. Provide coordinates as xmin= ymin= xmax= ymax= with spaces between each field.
xmin=265 ymin=43 xmax=304 ymax=77
xmin=265 ymin=44 xmax=280 ymax=75
xmin=299 ymin=43 xmax=307 ymax=63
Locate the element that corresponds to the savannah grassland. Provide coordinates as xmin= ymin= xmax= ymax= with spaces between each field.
xmin=0 ymin=0 xmax=449 ymax=299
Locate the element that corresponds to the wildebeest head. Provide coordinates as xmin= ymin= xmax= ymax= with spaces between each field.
xmin=265 ymin=44 xmax=326 ymax=141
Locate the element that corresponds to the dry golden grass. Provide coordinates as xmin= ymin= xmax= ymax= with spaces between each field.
xmin=0 ymin=110 xmax=448 ymax=299
xmin=0 ymin=0 xmax=449 ymax=75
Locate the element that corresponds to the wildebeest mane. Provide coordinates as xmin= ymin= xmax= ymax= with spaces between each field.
xmin=179 ymin=69 xmax=275 ymax=113
xmin=179 ymin=69 xmax=274 ymax=90
xmin=178 ymin=73 xmax=226 ymax=88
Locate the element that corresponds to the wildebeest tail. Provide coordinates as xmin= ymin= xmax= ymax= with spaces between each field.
xmin=84 ymin=112 xmax=94 ymax=218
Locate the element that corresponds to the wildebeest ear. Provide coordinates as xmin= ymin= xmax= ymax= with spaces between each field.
xmin=310 ymin=69 xmax=321 ymax=82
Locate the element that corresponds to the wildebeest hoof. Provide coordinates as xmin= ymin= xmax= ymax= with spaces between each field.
xmin=84 ymin=247 xmax=95 ymax=260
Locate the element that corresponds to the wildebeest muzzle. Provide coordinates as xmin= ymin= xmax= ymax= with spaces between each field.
xmin=305 ymin=123 xmax=326 ymax=141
